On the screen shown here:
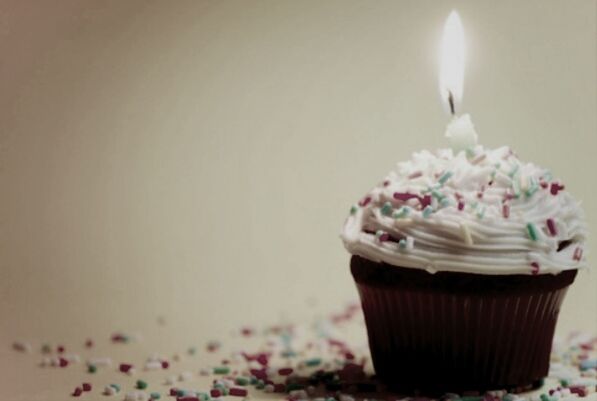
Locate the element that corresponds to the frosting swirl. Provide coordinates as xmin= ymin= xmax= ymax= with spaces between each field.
xmin=341 ymin=146 xmax=587 ymax=275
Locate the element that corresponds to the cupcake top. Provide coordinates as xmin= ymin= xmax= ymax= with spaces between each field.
xmin=341 ymin=144 xmax=587 ymax=275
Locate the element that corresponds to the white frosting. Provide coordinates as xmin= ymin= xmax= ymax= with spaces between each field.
xmin=341 ymin=146 xmax=587 ymax=275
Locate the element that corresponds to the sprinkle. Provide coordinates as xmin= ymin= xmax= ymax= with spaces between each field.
xmin=235 ymin=376 xmax=250 ymax=386
xmin=161 ymin=361 xmax=169 ymax=369
xmin=457 ymin=201 xmax=465 ymax=211
xmin=380 ymin=201 xmax=393 ymax=216
xmin=41 ymin=343 xmax=52 ymax=354
xmin=573 ymin=247 xmax=583 ymax=261
xmin=57 ymin=345 xmax=65 ymax=354
xmin=150 ymin=392 xmax=161 ymax=400
xmin=422 ymin=205 xmax=433 ymax=218
xmin=375 ymin=230 xmax=390 ymax=242
xmin=206 ymin=340 xmax=221 ymax=352
xmin=546 ymin=218 xmax=557 ymax=236
xmin=460 ymin=224 xmax=473 ymax=245
xmin=12 ymin=341 xmax=32 ymax=353
xmin=526 ymin=223 xmax=539 ymax=241
xmin=392 ymin=206 xmax=410 ymax=219
xmin=550 ymin=182 xmax=565 ymax=195
xmin=72 ymin=386 xmax=83 ymax=397
xmin=502 ymin=204 xmax=510 ymax=218
xmin=82 ymin=383 xmax=92 ymax=392
xmin=229 ymin=388 xmax=248 ymax=397
xmin=471 ymin=153 xmax=486 ymax=165
xmin=531 ymin=262 xmax=540 ymax=275
xmin=305 ymin=357 xmax=322 ymax=367
xmin=398 ymin=239 xmax=407 ymax=250
xmin=408 ymin=171 xmax=423 ymax=179
xmin=512 ymin=179 xmax=521 ymax=198
xmin=211 ymin=389 xmax=221 ymax=397
xmin=440 ymin=197 xmax=451 ymax=208
xmin=59 ymin=357 xmax=68 ymax=368
xmin=525 ymin=178 xmax=539 ymax=197
xmin=431 ymin=188 xmax=444 ymax=201
xmin=119 ymin=363 xmax=133 ymax=373
xmin=438 ymin=171 xmax=453 ymax=185
xmin=382 ymin=180 xmax=390 ymax=187
xmin=87 ymin=364 xmax=97 ymax=373
xmin=358 ymin=196 xmax=371 ymax=207
xmin=278 ymin=367 xmax=293 ymax=376
xmin=580 ymin=359 xmax=597 ymax=370
xmin=213 ymin=366 xmax=230 ymax=375
xmin=103 ymin=385 xmax=117 ymax=396
xmin=349 ymin=205 xmax=358 ymax=215
xmin=136 ymin=380 xmax=148 ymax=389
xmin=110 ymin=384 xmax=121 ymax=392
xmin=508 ymin=164 xmax=520 ymax=178
xmin=476 ymin=206 xmax=486 ymax=219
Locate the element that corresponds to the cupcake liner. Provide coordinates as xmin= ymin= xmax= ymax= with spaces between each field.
xmin=351 ymin=255 xmax=577 ymax=395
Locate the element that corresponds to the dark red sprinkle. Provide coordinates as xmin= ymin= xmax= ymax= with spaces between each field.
xmin=119 ymin=363 xmax=133 ymax=373
xmin=265 ymin=379 xmax=275 ymax=386
xmin=82 ymin=383 xmax=92 ymax=392
xmin=274 ymin=384 xmax=286 ymax=393
xmin=229 ymin=388 xmax=248 ymax=397
xmin=250 ymin=368 xmax=267 ymax=380
xmin=256 ymin=353 xmax=269 ymax=366
xmin=59 ymin=357 xmax=68 ymax=368
xmin=241 ymin=327 xmax=253 ymax=337
xmin=72 ymin=387 xmax=83 ymax=397
xmin=531 ymin=262 xmax=540 ymax=275
xmin=210 ymin=389 xmax=221 ymax=397
xmin=383 ymin=180 xmax=390 ymax=187
xmin=57 ymin=345 xmax=65 ymax=353
xmin=569 ymin=386 xmax=587 ymax=397
xmin=177 ymin=397 xmax=200 ymax=401
xmin=278 ymin=367 xmax=293 ymax=376
xmin=546 ymin=218 xmax=557 ymax=236
xmin=540 ymin=181 xmax=549 ymax=189
xmin=170 ymin=388 xmax=178 ymax=396
xmin=550 ymin=182 xmax=565 ymax=195
xmin=161 ymin=360 xmax=169 ymax=369
xmin=358 ymin=196 xmax=371 ymax=207
xmin=457 ymin=201 xmax=465 ymax=211
xmin=85 ymin=339 xmax=93 ymax=348
xmin=344 ymin=352 xmax=355 ymax=360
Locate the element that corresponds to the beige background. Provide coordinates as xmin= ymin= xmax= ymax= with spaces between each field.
xmin=0 ymin=1 xmax=596 ymax=399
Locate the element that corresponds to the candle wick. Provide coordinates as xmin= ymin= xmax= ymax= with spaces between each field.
xmin=448 ymin=91 xmax=455 ymax=116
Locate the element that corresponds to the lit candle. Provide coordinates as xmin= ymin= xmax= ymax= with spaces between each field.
xmin=440 ymin=11 xmax=478 ymax=154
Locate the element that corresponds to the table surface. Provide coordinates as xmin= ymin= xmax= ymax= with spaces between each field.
xmin=2 ymin=304 xmax=596 ymax=401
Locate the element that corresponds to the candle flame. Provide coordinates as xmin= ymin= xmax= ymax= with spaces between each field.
xmin=439 ymin=11 xmax=465 ymax=115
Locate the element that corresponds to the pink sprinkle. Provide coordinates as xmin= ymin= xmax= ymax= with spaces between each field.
xmin=573 ymin=247 xmax=583 ymax=261
xmin=358 ymin=196 xmax=371 ymax=207
xmin=540 ymin=181 xmax=548 ymax=189
xmin=531 ymin=262 xmax=540 ymax=275
xmin=161 ymin=360 xmax=169 ymax=369
xmin=550 ymin=182 xmax=565 ymax=195
xmin=57 ymin=345 xmax=65 ymax=354
xmin=72 ymin=387 xmax=83 ymax=397
xmin=408 ymin=171 xmax=423 ymax=179
xmin=229 ymin=388 xmax=248 ymax=397
xmin=59 ymin=357 xmax=68 ymax=368
xmin=502 ymin=204 xmax=510 ymax=219
xmin=278 ymin=367 xmax=293 ymax=376
xmin=504 ymin=189 xmax=514 ymax=201
xmin=546 ymin=218 xmax=557 ymax=236
xmin=378 ymin=233 xmax=390 ymax=242
xmin=211 ymin=389 xmax=221 ymax=397
xmin=82 ymin=383 xmax=92 ymax=392
xmin=119 ymin=363 xmax=133 ymax=373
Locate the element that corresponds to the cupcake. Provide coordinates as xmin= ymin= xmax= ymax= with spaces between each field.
xmin=341 ymin=130 xmax=587 ymax=394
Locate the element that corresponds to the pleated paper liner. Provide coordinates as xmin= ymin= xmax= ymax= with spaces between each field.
xmin=351 ymin=255 xmax=577 ymax=395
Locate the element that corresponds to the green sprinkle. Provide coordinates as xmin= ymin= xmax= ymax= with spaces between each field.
xmin=380 ymin=201 xmax=393 ymax=216
xmin=250 ymin=376 xmax=258 ymax=385
xmin=438 ymin=171 xmax=453 ymax=185
xmin=286 ymin=383 xmax=305 ymax=392
xmin=543 ymin=171 xmax=553 ymax=182
xmin=392 ymin=206 xmax=410 ymax=219
xmin=431 ymin=189 xmax=444 ymax=201
xmin=177 ymin=390 xmax=186 ymax=397
xmin=459 ymin=397 xmax=483 ymax=401
xmin=525 ymin=178 xmax=539 ymax=197
xmin=512 ymin=179 xmax=521 ymax=198
xmin=540 ymin=394 xmax=551 ymax=401
xmin=465 ymin=147 xmax=476 ymax=158
xmin=197 ymin=392 xmax=210 ymax=401
xmin=502 ymin=395 xmax=515 ymax=401
xmin=476 ymin=205 xmax=486 ymax=219
xmin=509 ymin=164 xmax=520 ymax=178
xmin=87 ymin=364 xmax=97 ymax=373
xmin=560 ymin=379 xmax=569 ymax=387
xmin=110 ymin=384 xmax=121 ymax=392
xmin=422 ymin=205 xmax=433 ymax=218
xmin=136 ymin=380 xmax=148 ymax=390
xmin=281 ymin=350 xmax=296 ymax=357
xmin=440 ymin=198 xmax=452 ymax=208
xmin=398 ymin=239 xmax=407 ymax=250
xmin=256 ymin=380 xmax=265 ymax=389
xmin=214 ymin=383 xmax=225 ymax=390
xmin=235 ymin=376 xmax=250 ymax=386
xmin=526 ymin=223 xmax=539 ymax=241
xmin=304 ymin=357 xmax=322 ymax=367
xmin=213 ymin=366 xmax=230 ymax=374
xmin=350 ymin=205 xmax=358 ymax=215
xmin=150 ymin=392 xmax=161 ymax=400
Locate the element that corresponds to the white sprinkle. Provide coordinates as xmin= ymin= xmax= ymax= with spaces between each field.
xmin=264 ymin=384 xmax=274 ymax=393
xmin=178 ymin=371 xmax=193 ymax=381
xmin=88 ymin=357 xmax=112 ymax=367
xmin=144 ymin=360 xmax=162 ymax=370
xmin=460 ymin=223 xmax=473 ymax=245
xmin=12 ymin=341 xmax=32 ymax=353
xmin=103 ymin=385 xmax=117 ymax=396
xmin=63 ymin=354 xmax=80 ymax=363
xmin=124 ymin=391 xmax=147 ymax=401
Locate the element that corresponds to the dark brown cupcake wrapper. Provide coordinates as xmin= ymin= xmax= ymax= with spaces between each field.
xmin=351 ymin=255 xmax=577 ymax=395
